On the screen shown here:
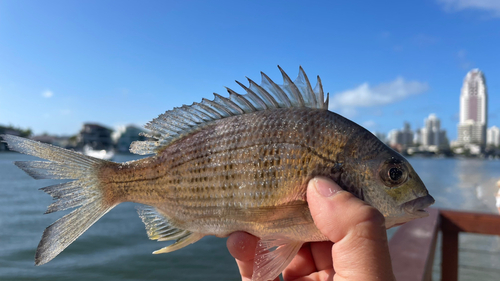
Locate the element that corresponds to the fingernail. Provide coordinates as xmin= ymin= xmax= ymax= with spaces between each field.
xmin=312 ymin=177 xmax=343 ymax=197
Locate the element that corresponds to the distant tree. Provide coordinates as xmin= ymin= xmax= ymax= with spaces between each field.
xmin=0 ymin=125 xmax=32 ymax=137
xmin=20 ymin=128 xmax=32 ymax=138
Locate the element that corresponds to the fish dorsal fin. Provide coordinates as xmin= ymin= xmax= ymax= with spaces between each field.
xmin=130 ymin=66 xmax=329 ymax=155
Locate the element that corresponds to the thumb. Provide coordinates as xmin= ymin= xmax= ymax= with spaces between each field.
xmin=306 ymin=177 xmax=395 ymax=281
xmin=307 ymin=177 xmax=385 ymax=242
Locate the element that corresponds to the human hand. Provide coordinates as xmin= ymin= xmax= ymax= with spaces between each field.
xmin=226 ymin=177 xmax=396 ymax=281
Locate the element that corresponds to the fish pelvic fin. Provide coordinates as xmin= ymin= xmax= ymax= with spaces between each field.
xmin=252 ymin=237 xmax=303 ymax=281
xmin=1 ymin=134 xmax=116 ymax=265
xmin=137 ymin=206 xmax=204 ymax=254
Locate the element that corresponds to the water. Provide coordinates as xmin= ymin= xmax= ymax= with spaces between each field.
xmin=1 ymin=153 xmax=500 ymax=280
xmin=0 ymin=153 xmax=239 ymax=281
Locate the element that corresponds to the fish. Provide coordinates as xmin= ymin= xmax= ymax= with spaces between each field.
xmin=1 ymin=66 xmax=434 ymax=281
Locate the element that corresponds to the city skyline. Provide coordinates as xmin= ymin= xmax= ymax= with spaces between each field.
xmin=1 ymin=1 xmax=499 ymax=139
xmin=1 ymin=66 xmax=497 ymax=145
xmin=386 ymin=68 xmax=495 ymax=147
xmin=4 ymin=67 xmax=494 ymax=144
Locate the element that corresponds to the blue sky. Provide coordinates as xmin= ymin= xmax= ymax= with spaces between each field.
xmin=1 ymin=0 xmax=499 ymax=140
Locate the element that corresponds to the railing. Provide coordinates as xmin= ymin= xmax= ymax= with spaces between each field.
xmin=388 ymin=208 xmax=500 ymax=281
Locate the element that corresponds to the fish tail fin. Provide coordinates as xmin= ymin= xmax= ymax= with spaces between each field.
xmin=1 ymin=134 xmax=116 ymax=265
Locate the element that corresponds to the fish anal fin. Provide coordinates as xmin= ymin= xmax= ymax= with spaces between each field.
xmin=137 ymin=206 xmax=204 ymax=254
xmin=153 ymin=233 xmax=204 ymax=254
xmin=252 ymin=237 xmax=303 ymax=281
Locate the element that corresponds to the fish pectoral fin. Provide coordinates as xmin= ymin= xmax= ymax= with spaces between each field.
xmin=153 ymin=232 xmax=204 ymax=254
xmin=252 ymin=237 xmax=303 ymax=281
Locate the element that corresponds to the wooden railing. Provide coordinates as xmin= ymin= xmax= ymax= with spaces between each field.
xmin=388 ymin=208 xmax=500 ymax=281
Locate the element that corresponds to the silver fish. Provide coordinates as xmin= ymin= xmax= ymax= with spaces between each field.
xmin=2 ymin=66 xmax=434 ymax=281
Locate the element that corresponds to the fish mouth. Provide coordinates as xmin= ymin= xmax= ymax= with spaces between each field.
xmin=401 ymin=194 xmax=435 ymax=218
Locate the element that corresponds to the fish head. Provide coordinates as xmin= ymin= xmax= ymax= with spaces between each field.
xmin=361 ymin=150 xmax=434 ymax=229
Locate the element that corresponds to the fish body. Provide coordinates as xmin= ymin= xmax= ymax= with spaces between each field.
xmin=2 ymin=66 xmax=434 ymax=281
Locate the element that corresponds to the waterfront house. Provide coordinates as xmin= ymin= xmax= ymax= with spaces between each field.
xmin=78 ymin=123 xmax=113 ymax=150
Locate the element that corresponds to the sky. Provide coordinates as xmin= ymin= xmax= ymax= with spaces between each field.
xmin=0 ymin=0 xmax=499 ymax=140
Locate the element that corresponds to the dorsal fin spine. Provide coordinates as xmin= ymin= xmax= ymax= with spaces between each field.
xmin=231 ymin=85 xmax=268 ymax=110
xmin=193 ymin=102 xmax=223 ymax=119
xmin=314 ymin=75 xmax=326 ymax=109
xmin=227 ymin=88 xmax=257 ymax=113
xmin=278 ymin=65 xmax=305 ymax=107
xmin=213 ymin=93 xmax=245 ymax=115
xmin=202 ymin=98 xmax=234 ymax=117
xmin=181 ymin=104 xmax=213 ymax=122
xmin=236 ymin=80 xmax=279 ymax=109
xmin=160 ymin=112 xmax=193 ymax=130
xmin=259 ymin=72 xmax=292 ymax=108
xmin=155 ymin=118 xmax=185 ymax=134
xmin=298 ymin=66 xmax=318 ymax=108
xmin=173 ymin=107 xmax=203 ymax=124
xmin=145 ymin=121 xmax=176 ymax=136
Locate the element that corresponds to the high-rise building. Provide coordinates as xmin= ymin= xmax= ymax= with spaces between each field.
xmin=388 ymin=122 xmax=414 ymax=147
xmin=487 ymin=126 xmax=500 ymax=147
xmin=457 ymin=69 xmax=488 ymax=146
xmin=421 ymin=114 xmax=448 ymax=147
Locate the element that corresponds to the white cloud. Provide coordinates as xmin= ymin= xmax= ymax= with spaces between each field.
xmin=438 ymin=0 xmax=500 ymax=16
xmin=362 ymin=120 xmax=377 ymax=128
xmin=329 ymin=77 xmax=429 ymax=112
xmin=42 ymin=90 xmax=54 ymax=98
xmin=336 ymin=107 xmax=358 ymax=118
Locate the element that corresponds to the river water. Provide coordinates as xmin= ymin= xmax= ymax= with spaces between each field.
xmin=1 ymin=153 xmax=499 ymax=280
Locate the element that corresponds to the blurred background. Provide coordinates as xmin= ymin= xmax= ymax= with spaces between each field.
xmin=1 ymin=1 xmax=500 ymax=280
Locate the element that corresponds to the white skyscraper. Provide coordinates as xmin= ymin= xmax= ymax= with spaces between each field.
xmin=487 ymin=126 xmax=500 ymax=147
xmin=458 ymin=69 xmax=488 ymax=146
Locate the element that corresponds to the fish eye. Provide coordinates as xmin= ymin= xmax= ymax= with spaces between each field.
xmin=379 ymin=161 xmax=408 ymax=188
xmin=389 ymin=167 xmax=403 ymax=181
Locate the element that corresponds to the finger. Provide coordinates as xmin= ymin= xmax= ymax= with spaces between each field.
xmin=283 ymin=269 xmax=335 ymax=281
xmin=282 ymin=243 xmax=316 ymax=280
xmin=306 ymin=177 xmax=395 ymax=281
xmin=310 ymin=241 xmax=333 ymax=271
xmin=283 ymin=241 xmax=334 ymax=281
xmin=283 ymin=241 xmax=335 ymax=280
xmin=227 ymin=231 xmax=258 ymax=261
xmin=227 ymin=232 xmax=259 ymax=280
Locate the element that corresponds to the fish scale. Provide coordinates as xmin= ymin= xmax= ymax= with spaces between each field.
xmin=106 ymin=109 xmax=337 ymax=210
xmin=1 ymin=66 xmax=434 ymax=281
